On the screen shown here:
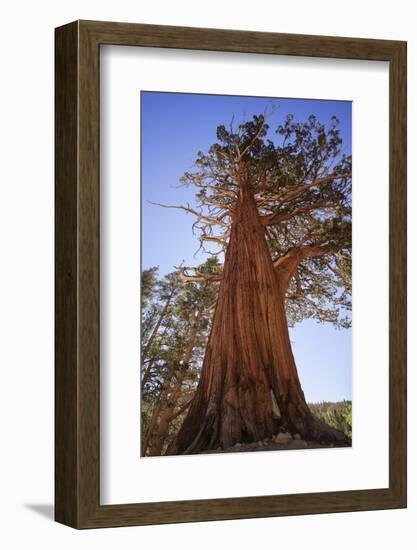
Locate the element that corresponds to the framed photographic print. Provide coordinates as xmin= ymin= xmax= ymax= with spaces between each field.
xmin=55 ymin=20 xmax=406 ymax=528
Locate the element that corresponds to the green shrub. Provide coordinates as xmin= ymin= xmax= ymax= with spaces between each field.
xmin=309 ymin=400 xmax=352 ymax=439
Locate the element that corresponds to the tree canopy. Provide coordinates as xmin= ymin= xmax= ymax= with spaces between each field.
xmin=155 ymin=112 xmax=352 ymax=329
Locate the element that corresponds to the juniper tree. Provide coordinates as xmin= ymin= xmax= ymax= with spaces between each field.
xmin=158 ymin=112 xmax=352 ymax=454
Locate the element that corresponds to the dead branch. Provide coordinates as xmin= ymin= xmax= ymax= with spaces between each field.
xmin=149 ymin=201 xmax=231 ymax=227
xmin=176 ymin=266 xmax=223 ymax=283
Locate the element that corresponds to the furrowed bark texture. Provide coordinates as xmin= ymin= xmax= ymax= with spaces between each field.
xmin=168 ymin=186 xmax=346 ymax=455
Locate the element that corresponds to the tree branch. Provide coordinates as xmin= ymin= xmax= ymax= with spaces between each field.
xmin=149 ymin=201 xmax=231 ymax=227
xmin=273 ymin=242 xmax=340 ymax=291
xmin=176 ymin=266 xmax=223 ymax=283
xmin=238 ymin=120 xmax=267 ymax=159
xmin=167 ymin=398 xmax=193 ymax=422
xmin=261 ymin=202 xmax=336 ymax=226
xmin=257 ymin=171 xmax=352 ymax=208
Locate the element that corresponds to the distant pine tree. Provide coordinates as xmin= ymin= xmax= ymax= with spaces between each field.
xmin=141 ymin=259 xmax=221 ymax=456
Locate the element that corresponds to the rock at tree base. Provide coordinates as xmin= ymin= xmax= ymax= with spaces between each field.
xmin=202 ymin=433 xmax=350 ymax=454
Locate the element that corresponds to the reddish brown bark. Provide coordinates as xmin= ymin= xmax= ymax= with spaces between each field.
xmin=168 ymin=185 xmax=348 ymax=455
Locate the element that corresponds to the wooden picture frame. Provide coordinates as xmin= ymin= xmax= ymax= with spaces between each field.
xmin=55 ymin=20 xmax=407 ymax=528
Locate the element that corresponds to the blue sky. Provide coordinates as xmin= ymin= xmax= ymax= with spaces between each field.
xmin=141 ymin=91 xmax=352 ymax=403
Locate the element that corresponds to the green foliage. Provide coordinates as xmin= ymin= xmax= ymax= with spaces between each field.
xmin=140 ymin=258 xmax=221 ymax=454
xmin=141 ymin=267 xmax=158 ymax=310
xmin=309 ymin=400 xmax=352 ymax=438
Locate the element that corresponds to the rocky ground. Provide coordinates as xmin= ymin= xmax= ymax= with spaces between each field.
xmin=204 ymin=430 xmax=351 ymax=454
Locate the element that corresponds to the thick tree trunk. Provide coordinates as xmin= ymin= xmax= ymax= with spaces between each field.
xmin=168 ymin=186 xmax=348 ymax=455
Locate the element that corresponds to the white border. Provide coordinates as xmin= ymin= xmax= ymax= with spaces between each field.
xmin=100 ymin=46 xmax=389 ymax=505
